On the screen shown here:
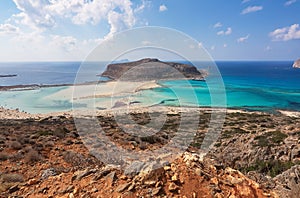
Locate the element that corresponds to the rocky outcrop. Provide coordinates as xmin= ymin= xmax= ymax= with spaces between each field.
xmin=100 ymin=58 xmax=205 ymax=81
xmin=293 ymin=59 xmax=300 ymax=68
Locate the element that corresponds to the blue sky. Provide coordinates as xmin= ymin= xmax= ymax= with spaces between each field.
xmin=0 ymin=0 xmax=299 ymax=61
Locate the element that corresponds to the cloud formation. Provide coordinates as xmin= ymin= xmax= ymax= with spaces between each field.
xmin=285 ymin=0 xmax=297 ymax=6
xmin=159 ymin=4 xmax=168 ymax=12
xmin=0 ymin=23 xmax=20 ymax=35
xmin=213 ymin=22 xmax=222 ymax=28
xmin=217 ymin=27 xmax=232 ymax=36
xmin=11 ymin=0 xmax=137 ymax=36
xmin=270 ymin=24 xmax=300 ymax=41
xmin=237 ymin=34 xmax=250 ymax=43
xmin=242 ymin=0 xmax=251 ymax=4
xmin=241 ymin=6 xmax=263 ymax=14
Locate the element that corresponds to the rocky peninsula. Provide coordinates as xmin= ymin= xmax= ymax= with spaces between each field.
xmin=293 ymin=59 xmax=300 ymax=68
xmin=100 ymin=58 xmax=205 ymax=81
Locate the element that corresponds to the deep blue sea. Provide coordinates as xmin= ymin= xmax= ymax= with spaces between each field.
xmin=0 ymin=61 xmax=299 ymax=113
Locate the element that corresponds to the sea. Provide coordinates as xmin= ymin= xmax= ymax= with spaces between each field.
xmin=0 ymin=61 xmax=300 ymax=113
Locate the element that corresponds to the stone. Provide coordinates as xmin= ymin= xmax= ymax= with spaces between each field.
xmin=69 ymin=193 xmax=74 ymax=198
xmin=73 ymin=168 xmax=97 ymax=181
xmin=8 ymin=184 xmax=19 ymax=193
xmin=41 ymin=168 xmax=57 ymax=180
xmin=171 ymin=174 xmax=179 ymax=182
xmin=105 ymin=171 xmax=116 ymax=186
xmin=124 ymin=161 xmax=145 ymax=177
xmin=152 ymin=187 xmax=162 ymax=196
xmin=168 ymin=183 xmax=179 ymax=192
xmin=27 ymin=178 xmax=39 ymax=185
xmin=116 ymin=182 xmax=131 ymax=193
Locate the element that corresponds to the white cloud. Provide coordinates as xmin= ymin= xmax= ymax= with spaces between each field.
xmin=0 ymin=23 xmax=20 ymax=35
xmin=285 ymin=0 xmax=297 ymax=6
xmin=50 ymin=35 xmax=78 ymax=52
xmin=12 ymin=0 xmax=56 ymax=30
xmin=269 ymin=24 xmax=300 ymax=41
xmin=159 ymin=4 xmax=168 ymax=12
xmin=241 ymin=6 xmax=263 ymax=15
xmin=0 ymin=0 xmax=148 ymax=61
xmin=217 ymin=27 xmax=232 ymax=36
xmin=242 ymin=0 xmax=251 ymax=4
xmin=211 ymin=45 xmax=215 ymax=51
xmin=265 ymin=46 xmax=271 ymax=51
xmin=223 ymin=44 xmax=227 ymax=48
xmin=237 ymin=34 xmax=250 ymax=43
xmin=213 ymin=22 xmax=222 ymax=28
xmin=11 ymin=0 xmax=137 ymax=37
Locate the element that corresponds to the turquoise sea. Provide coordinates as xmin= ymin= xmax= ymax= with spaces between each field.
xmin=0 ymin=61 xmax=299 ymax=113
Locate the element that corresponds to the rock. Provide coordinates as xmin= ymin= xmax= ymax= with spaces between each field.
xmin=127 ymin=182 xmax=136 ymax=191
xmin=171 ymin=174 xmax=179 ymax=182
xmin=69 ymin=193 xmax=75 ymax=198
xmin=124 ymin=161 xmax=145 ymax=177
xmin=8 ymin=184 xmax=20 ymax=193
xmin=163 ymin=166 xmax=171 ymax=171
xmin=41 ymin=168 xmax=57 ymax=180
xmin=168 ymin=183 xmax=179 ymax=192
xmin=152 ymin=187 xmax=162 ymax=196
xmin=116 ymin=182 xmax=131 ymax=193
xmin=105 ymin=171 xmax=116 ymax=186
xmin=72 ymin=168 xmax=96 ymax=181
xmin=100 ymin=58 xmax=205 ymax=81
xmin=293 ymin=59 xmax=300 ymax=68
xmin=27 ymin=178 xmax=39 ymax=185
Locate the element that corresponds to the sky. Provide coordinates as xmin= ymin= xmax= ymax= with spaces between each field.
xmin=0 ymin=0 xmax=299 ymax=61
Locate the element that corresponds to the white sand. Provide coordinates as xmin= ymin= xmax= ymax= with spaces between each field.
xmin=278 ymin=110 xmax=300 ymax=118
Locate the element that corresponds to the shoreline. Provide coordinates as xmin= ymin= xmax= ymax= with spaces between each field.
xmin=1 ymin=105 xmax=299 ymax=120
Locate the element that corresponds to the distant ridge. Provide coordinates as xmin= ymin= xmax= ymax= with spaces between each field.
xmin=100 ymin=58 xmax=205 ymax=81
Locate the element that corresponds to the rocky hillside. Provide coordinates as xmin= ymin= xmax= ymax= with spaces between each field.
xmin=0 ymin=108 xmax=299 ymax=197
xmin=100 ymin=58 xmax=205 ymax=81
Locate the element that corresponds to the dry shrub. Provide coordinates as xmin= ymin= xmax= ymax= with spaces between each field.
xmin=10 ymin=141 xmax=22 ymax=150
xmin=1 ymin=173 xmax=24 ymax=183
xmin=0 ymin=152 xmax=9 ymax=161
xmin=24 ymin=149 xmax=41 ymax=164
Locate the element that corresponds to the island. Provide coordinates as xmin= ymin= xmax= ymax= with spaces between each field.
xmin=0 ymin=74 xmax=17 ymax=78
xmin=100 ymin=58 xmax=206 ymax=81
xmin=293 ymin=59 xmax=300 ymax=68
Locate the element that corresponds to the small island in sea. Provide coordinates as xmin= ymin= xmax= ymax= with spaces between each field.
xmin=0 ymin=74 xmax=17 ymax=78
xmin=0 ymin=60 xmax=299 ymax=197
xmin=100 ymin=58 xmax=206 ymax=81
xmin=293 ymin=59 xmax=300 ymax=68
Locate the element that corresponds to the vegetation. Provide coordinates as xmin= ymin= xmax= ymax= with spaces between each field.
xmin=253 ymin=131 xmax=287 ymax=147
xmin=241 ymin=160 xmax=296 ymax=177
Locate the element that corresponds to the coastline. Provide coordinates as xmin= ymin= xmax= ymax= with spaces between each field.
xmin=1 ymin=105 xmax=299 ymax=120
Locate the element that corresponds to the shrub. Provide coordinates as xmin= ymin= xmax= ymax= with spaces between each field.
xmin=0 ymin=152 xmax=9 ymax=161
xmin=24 ymin=150 xmax=41 ymax=164
xmin=1 ymin=173 xmax=24 ymax=183
xmin=241 ymin=160 xmax=295 ymax=177
xmin=10 ymin=141 xmax=22 ymax=150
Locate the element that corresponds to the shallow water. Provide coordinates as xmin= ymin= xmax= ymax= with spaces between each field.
xmin=0 ymin=61 xmax=299 ymax=113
